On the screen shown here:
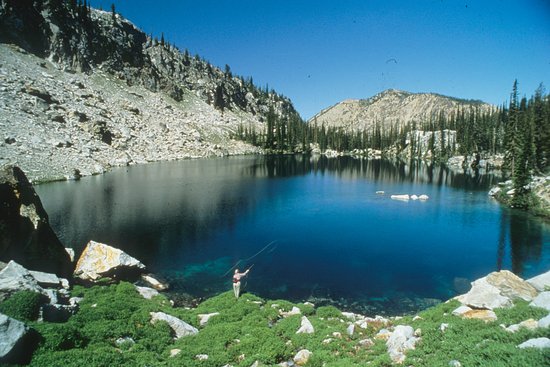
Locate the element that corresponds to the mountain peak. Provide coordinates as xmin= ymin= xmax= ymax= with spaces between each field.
xmin=309 ymin=89 xmax=493 ymax=130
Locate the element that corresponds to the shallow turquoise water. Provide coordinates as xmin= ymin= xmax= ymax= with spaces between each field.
xmin=35 ymin=156 xmax=550 ymax=314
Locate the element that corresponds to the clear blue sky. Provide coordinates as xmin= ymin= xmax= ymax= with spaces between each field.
xmin=89 ymin=0 xmax=550 ymax=119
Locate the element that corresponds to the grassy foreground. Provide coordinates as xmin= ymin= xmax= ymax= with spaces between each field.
xmin=2 ymin=282 xmax=549 ymax=366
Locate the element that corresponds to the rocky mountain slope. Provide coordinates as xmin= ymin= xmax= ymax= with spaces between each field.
xmin=309 ymin=89 xmax=494 ymax=131
xmin=0 ymin=0 xmax=300 ymax=182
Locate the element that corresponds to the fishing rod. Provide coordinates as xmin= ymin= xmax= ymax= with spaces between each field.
xmin=221 ymin=240 xmax=277 ymax=277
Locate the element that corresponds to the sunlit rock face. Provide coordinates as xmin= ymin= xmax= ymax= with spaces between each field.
xmin=74 ymin=240 xmax=145 ymax=282
xmin=0 ymin=166 xmax=72 ymax=278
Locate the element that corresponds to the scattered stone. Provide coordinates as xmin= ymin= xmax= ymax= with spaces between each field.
xmin=115 ymin=337 xmax=135 ymax=347
xmin=358 ymin=338 xmax=374 ymax=347
xmin=375 ymin=328 xmax=392 ymax=340
xmin=462 ymin=309 xmax=497 ymax=322
xmin=296 ymin=316 xmax=314 ymax=334
xmin=195 ymin=354 xmax=208 ymax=361
xmin=135 ymin=285 xmax=159 ymax=300
xmin=448 ymin=360 xmax=462 ymax=367
xmin=451 ymin=305 xmax=472 ymax=316
xmin=198 ymin=312 xmax=220 ymax=327
xmin=141 ymin=274 xmax=168 ymax=290
xmin=538 ymin=314 xmax=550 ymax=328
xmin=346 ymin=323 xmax=355 ymax=336
xmin=412 ymin=315 xmax=422 ymax=321
xmin=440 ymin=323 xmax=449 ymax=332
xmin=376 ymin=191 xmax=385 ymax=195
xmin=293 ymin=349 xmax=312 ymax=366
xmin=0 ymin=313 xmax=37 ymax=365
xmin=150 ymin=312 xmax=198 ymax=339
xmin=411 ymin=194 xmax=418 ymax=200
xmin=386 ymin=325 xmax=418 ymax=364
xmin=280 ymin=306 xmax=301 ymax=318
xmin=391 ymin=194 xmax=409 ymax=201
xmin=506 ymin=319 xmax=538 ymax=333
xmin=332 ymin=331 xmax=342 ymax=338
xmin=488 ymin=187 xmax=501 ymax=196
xmin=414 ymin=328 xmax=422 ymax=337
xmin=74 ymin=240 xmax=146 ymax=282
xmin=517 ymin=337 xmax=550 ymax=349
xmin=527 ymin=270 xmax=550 ymax=292
xmin=418 ymin=194 xmax=429 ymax=200
xmin=530 ymin=292 xmax=550 ymax=311
xmin=169 ymin=348 xmax=181 ymax=357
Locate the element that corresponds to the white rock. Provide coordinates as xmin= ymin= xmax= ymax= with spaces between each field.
xmin=376 ymin=191 xmax=385 ymax=195
xmin=195 ymin=354 xmax=208 ymax=361
xmin=517 ymin=337 xmax=550 ymax=349
xmin=29 ymin=270 xmax=60 ymax=288
xmin=448 ymin=360 xmax=462 ymax=367
xmin=150 ymin=312 xmax=198 ymax=339
xmin=488 ymin=187 xmax=501 ymax=196
xmin=135 ymin=285 xmax=159 ymax=300
xmin=527 ymin=270 xmax=550 ymax=292
xmin=386 ymin=325 xmax=417 ymax=363
xmin=296 ymin=316 xmax=314 ymax=334
xmin=440 ymin=323 xmax=449 ymax=332
xmin=418 ymin=194 xmax=429 ymax=200
xmin=169 ymin=348 xmax=181 ymax=357
xmin=538 ymin=314 xmax=550 ymax=328
xmin=64 ymin=248 xmax=75 ymax=262
xmin=347 ymin=323 xmax=355 ymax=336
xmin=530 ymin=292 xmax=550 ymax=311
xmin=198 ymin=312 xmax=220 ymax=326
xmin=0 ymin=260 xmax=47 ymax=301
xmin=456 ymin=270 xmax=537 ymax=310
xmin=410 ymin=194 xmax=418 ymax=200
xmin=280 ymin=306 xmax=301 ymax=318
xmin=293 ymin=349 xmax=312 ymax=366
xmin=141 ymin=274 xmax=168 ymax=290
xmin=451 ymin=305 xmax=472 ymax=316
xmin=391 ymin=194 xmax=410 ymax=201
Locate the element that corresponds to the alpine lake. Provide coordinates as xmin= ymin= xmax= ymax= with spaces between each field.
xmin=35 ymin=155 xmax=550 ymax=315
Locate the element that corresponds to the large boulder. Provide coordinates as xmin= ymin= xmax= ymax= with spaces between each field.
xmin=74 ymin=241 xmax=146 ymax=282
xmin=150 ymin=312 xmax=198 ymax=339
xmin=530 ymin=292 xmax=550 ymax=311
xmin=527 ymin=270 xmax=550 ymax=292
xmin=0 ymin=313 xmax=38 ymax=365
xmin=0 ymin=261 xmax=47 ymax=302
xmin=456 ymin=270 xmax=537 ymax=310
xmin=0 ymin=166 xmax=72 ymax=278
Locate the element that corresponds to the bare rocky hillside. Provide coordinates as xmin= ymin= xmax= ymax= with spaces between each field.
xmin=309 ymin=89 xmax=494 ymax=131
xmin=0 ymin=0 xmax=300 ymax=182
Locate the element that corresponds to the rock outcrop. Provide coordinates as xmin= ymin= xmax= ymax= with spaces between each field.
xmin=73 ymin=240 xmax=146 ymax=282
xmin=0 ymin=166 xmax=72 ymax=277
xmin=150 ymin=311 xmax=198 ymax=339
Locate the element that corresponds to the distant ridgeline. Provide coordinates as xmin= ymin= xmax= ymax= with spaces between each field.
xmin=0 ymin=0 xmax=301 ymax=124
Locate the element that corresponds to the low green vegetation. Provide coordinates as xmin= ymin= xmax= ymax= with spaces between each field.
xmin=1 ymin=283 xmax=547 ymax=366
xmin=0 ymin=290 xmax=43 ymax=322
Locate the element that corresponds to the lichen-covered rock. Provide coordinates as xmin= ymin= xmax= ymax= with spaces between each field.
xmin=74 ymin=240 xmax=145 ymax=282
xmin=150 ymin=312 xmax=198 ymax=339
xmin=456 ymin=270 xmax=537 ymax=310
xmin=0 ymin=166 xmax=72 ymax=278
xmin=293 ymin=349 xmax=312 ymax=366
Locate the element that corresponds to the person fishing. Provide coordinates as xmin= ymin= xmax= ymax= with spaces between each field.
xmin=232 ymin=267 xmax=251 ymax=298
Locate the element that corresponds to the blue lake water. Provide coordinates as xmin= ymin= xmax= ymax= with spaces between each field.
xmin=35 ymin=155 xmax=550 ymax=315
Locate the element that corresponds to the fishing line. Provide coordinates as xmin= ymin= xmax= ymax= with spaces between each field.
xmin=221 ymin=240 xmax=277 ymax=277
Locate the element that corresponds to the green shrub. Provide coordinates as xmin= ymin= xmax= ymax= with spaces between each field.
xmin=0 ymin=290 xmax=43 ymax=321
xmin=316 ymin=305 xmax=342 ymax=319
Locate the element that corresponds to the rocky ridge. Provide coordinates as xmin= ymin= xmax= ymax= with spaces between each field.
xmin=0 ymin=1 xmax=301 ymax=182
xmin=309 ymin=89 xmax=493 ymax=132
